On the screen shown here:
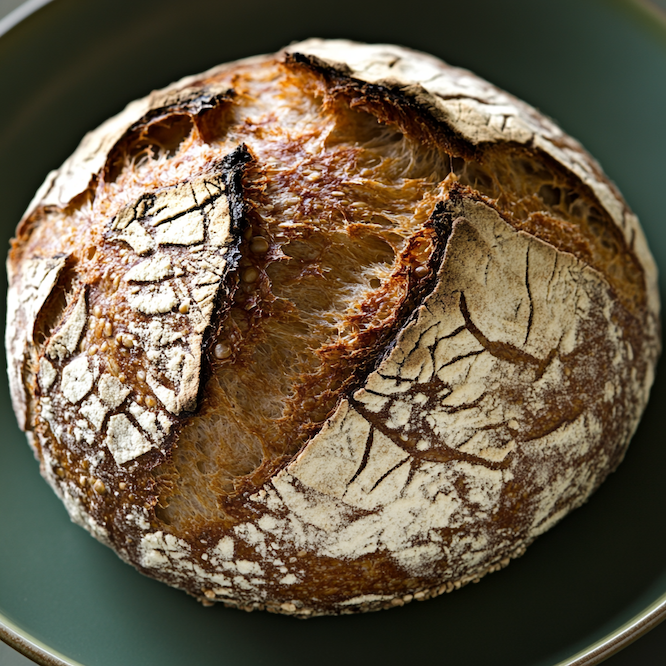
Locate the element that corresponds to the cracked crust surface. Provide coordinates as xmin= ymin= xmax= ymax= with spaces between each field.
xmin=5 ymin=39 xmax=660 ymax=616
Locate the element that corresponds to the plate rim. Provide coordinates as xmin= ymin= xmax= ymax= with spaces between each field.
xmin=0 ymin=0 xmax=53 ymax=40
xmin=0 ymin=613 xmax=83 ymax=666
xmin=1 ymin=0 xmax=666 ymax=664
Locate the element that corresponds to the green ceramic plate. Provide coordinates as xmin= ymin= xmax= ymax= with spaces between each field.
xmin=1 ymin=1 xmax=666 ymax=664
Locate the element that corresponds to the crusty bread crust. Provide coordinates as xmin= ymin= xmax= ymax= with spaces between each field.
xmin=5 ymin=39 xmax=660 ymax=616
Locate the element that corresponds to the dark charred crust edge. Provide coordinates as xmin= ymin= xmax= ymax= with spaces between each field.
xmin=350 ymin=194 xmax=456 ymax=387
xmin=346 ymin=182 xmax=502 ymax=389
xmin=128 ymin=88 xmax=236 ymax=134
xmin=101 ymin=88 xmax=236 ymax=185
xmin=219 ymin=143 xmax=254 ymax=236
xmin=151 ymin=143 xmax=256 ymax=426
xmin=230 ymin=188 xmax=458 ymax=492
xmin=193 ymin=144 xmax=256 ymax=413
xmin=284 ymin=51 xmax=649 ymax=317
xmin=284 ymin=51 xmax=477 ymax=160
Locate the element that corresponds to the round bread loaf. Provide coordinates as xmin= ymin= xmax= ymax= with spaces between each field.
xmin=5 ymin=39 xmax=660 ymax=617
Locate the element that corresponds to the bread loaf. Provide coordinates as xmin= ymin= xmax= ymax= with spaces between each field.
xmin=5 ymin=39 xmax=660 ymax=616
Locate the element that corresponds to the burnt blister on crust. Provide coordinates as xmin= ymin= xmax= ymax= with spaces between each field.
xmin=5 ymin=40 xmax=660 ymax=617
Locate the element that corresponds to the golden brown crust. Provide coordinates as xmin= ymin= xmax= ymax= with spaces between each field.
xmin=5 ymin=39 xmax=660 ymax=616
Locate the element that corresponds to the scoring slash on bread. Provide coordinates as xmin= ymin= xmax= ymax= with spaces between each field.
xmin=5 ymin=39 xmax=660 ymax=616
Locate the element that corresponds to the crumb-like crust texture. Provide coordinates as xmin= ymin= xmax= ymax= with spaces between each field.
xmin=5 ymin=39 xmax=660 ymax=617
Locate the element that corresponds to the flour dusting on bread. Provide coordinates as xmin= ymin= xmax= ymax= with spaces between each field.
xmin=6 ymin=39 xmax=659 ymax=616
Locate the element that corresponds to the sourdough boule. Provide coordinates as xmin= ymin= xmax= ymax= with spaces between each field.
xmin=5 ymin=38 xmax=660 ymax=617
